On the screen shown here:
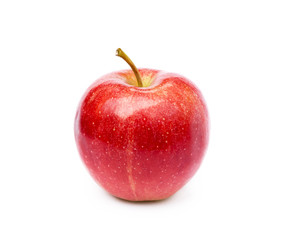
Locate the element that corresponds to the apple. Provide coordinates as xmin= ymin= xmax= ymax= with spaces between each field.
xmin=74 ymin=48 xmax=209 ymax=201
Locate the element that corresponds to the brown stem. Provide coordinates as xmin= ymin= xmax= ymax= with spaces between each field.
xmin=116 ymin=48 xmax=143 ymax=87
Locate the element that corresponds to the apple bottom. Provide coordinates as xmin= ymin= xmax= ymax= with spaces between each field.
xmin=77 ymin=136 xmax=203 ymax=201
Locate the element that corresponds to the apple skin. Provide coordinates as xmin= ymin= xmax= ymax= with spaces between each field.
xmin=74 ymin=69 xmax=209 ymax=201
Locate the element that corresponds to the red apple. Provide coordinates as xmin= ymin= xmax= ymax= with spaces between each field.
xmin=74 ymin=49 xmax=209 ymax=201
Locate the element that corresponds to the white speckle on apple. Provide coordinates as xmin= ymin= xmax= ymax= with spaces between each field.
xmin=113 ymin=127 xmax=115 ymax=131
xmin=107 ymin=164 xmax=110 ymax=168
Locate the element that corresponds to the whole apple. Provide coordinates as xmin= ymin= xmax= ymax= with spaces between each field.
xmin=74 ymin=49 xmax=209 ymax=201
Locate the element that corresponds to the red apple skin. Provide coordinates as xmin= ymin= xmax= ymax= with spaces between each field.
xmin=74 ymin=69 xmax=209 ymax=201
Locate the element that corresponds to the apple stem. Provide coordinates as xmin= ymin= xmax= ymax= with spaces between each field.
xmin=116 ymin=48 xmax=143 ymax=87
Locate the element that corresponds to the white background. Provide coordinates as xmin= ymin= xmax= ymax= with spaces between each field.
xmin=0 ymin=0 xmax=284 ymax=239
